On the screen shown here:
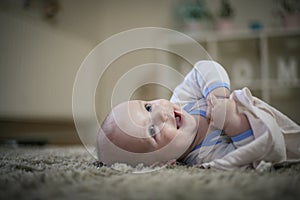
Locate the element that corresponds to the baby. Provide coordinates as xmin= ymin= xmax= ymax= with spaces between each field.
xmin=97 ymin=60 xmax=255 ymax=167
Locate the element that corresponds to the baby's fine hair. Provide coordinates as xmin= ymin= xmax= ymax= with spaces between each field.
xmin=97 ymin=111 xmax=115 ymax=161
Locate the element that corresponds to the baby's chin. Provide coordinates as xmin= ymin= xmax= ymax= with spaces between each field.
xmin=180 ymin=110 xmax=198 ymax=136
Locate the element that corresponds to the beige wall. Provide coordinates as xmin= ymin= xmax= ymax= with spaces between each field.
xmin=0 ymin=0 xmax=177 ymax=143
xmin=0 ymin=0 xmax=176 ymax=122
xmin=0 ymin=12 xmax=92 ymax=121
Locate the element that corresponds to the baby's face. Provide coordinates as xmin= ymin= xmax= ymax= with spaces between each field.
xmin=109 ymin=99 xmax=197 ymax=156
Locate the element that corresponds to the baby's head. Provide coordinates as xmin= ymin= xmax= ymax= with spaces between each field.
xmin=97 ymin=99 xmax=198 ymax=166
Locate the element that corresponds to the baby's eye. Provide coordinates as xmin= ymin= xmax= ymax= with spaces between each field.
xmin=148 ymin=125 xmax=156 ymax=137
xmin=145 ymin=103 xmax=152 ymax=112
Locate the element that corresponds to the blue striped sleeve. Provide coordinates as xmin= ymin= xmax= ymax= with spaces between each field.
xmin=204 ymin=82 xmax=230 ymax=97
xmin=231 ymin=129 xmax=254 ymax=142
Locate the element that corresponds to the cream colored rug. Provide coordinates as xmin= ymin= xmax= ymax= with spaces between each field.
xmin=0 ymin=146 xmax=299 ymax=200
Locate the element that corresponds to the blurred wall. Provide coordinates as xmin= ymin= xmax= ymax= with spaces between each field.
xmin=0 ymin=0 xmax=299 ymax=144
xmin=0 ymin=0 xmax=177 ymax=144
xmin=0 ymin=0 xmax=176 ymax=121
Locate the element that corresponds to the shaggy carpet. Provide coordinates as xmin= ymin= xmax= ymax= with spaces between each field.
xmin=0 ymin=145 xmax=299 ymax=200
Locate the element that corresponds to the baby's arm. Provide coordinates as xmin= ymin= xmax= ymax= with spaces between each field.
xmin=207 ymin=95 xmax=251 ymax=137
xmin=194 ymin=60 xmax=231 ymax=120
xmin=170 ymin=60 xmax=230 ymax=104
xmin=194 ymin=60 xmax=230 ymax=99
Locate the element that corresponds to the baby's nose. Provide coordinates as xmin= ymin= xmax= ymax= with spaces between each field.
xmin=151 ymin=105 xmax=169 ymax=123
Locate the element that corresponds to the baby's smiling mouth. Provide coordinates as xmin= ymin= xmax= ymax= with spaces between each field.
xmin=174 ymin=111 xmax=182 ymax=129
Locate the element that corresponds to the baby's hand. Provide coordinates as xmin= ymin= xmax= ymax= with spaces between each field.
xmin=207 ymin=95 xmax=251 ymax=136
xmin=206 ymin=94 xmax=239 ymax=131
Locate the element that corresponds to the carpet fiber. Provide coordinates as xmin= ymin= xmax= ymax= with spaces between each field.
xmin=0 ymin=146 xmax=299 ymax=200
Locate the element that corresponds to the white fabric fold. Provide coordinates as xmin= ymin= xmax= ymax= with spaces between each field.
xmin=200 ymin=87 xmax=300 ymax=170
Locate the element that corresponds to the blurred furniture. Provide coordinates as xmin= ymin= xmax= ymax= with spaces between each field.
xmin=162 ymin=27 xmax=300 ymax=123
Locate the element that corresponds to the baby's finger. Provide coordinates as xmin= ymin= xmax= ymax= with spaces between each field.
xmin=207 ymin=96 xmax=212 ymax=107
xmin=208 ymin=94 xmax=218 ymax=106
xmin=206 ymin=104 xmax=212 ymax=122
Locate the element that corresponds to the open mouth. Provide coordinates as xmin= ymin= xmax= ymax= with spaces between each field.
xmin=174 ymin=111 xmax=182 ymax=129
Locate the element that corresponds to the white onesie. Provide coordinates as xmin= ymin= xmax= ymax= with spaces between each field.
xmin=170 ymin=60 xmax=230 ymax=116
xmin=170 ymin=60 xmax=255 ymax=165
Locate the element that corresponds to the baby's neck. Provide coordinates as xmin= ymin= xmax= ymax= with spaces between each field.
xmin=178 ymin=115 xmax=209 ymax=160
xmin=178 ymin=113 xmax=251 ymax=161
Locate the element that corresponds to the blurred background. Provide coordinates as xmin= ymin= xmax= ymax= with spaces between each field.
xmin=0 ymin=0 xmax=299 ymax=145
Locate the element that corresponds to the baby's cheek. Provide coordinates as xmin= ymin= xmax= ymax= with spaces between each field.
xmin=160 ymin=128 xmax=177 ymax=143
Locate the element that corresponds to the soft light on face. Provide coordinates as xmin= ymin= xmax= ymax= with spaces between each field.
xmin=110 ymin=99 xmax=198 ymax=155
